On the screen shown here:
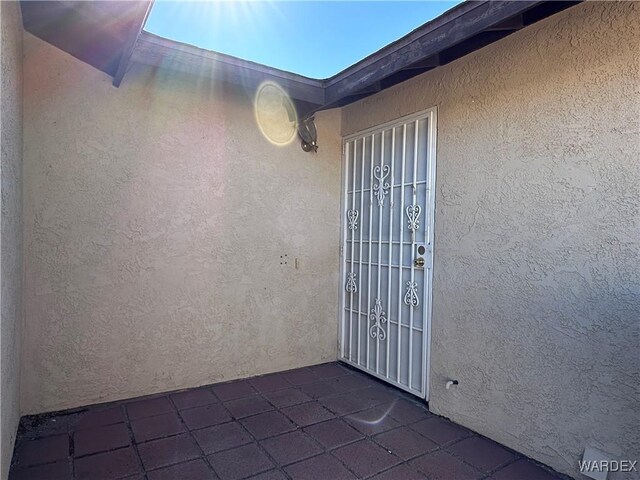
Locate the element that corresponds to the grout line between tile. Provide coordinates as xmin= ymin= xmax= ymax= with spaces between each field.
xmin=168 ymin=394 xmax=221 ymax=478
xmin=122 ymin=396 xmax=150 ymax=480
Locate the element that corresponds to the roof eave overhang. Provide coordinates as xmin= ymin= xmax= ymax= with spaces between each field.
xmin=21 ymin=0 xmax=582 ymax=115
xmin=323 ymin=0 xmax=538 ymax=106
xmin=131 ymin=31 xmax=326 ymax=108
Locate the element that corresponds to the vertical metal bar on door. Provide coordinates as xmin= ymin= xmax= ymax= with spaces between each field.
xmin=422 ymin=119 xmax=428 ymax=395
xmin=408 ymin=120 xmax=419 ymax=390
xmin=396 ymin=124 xmax=407 ymax=383
xmin=357 ymin=138 xmax=365 ymax=364
xmin=342 ymin=142 xmax=350 ymax=359
xmin=366 ymin=134 xmax=374 ymax=370
xmin=376 ymin=132 xmax=384 ymax=373
xmin=386 ymin=128 xmax=395 ymax=378
xmin=349 ymin=141 xmax=357 ymax=362
xmin=420 ymin=119 xmax=428 ymax=394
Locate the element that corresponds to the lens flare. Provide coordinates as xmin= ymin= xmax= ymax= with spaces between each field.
xmin=254 ymin=81 xmax=297 ymax=146
xmin=346 ymin=399 xmax=397 ymax=427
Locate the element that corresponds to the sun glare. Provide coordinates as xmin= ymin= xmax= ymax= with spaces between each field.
xmin=254 ymin=81 xmax=297 ymax=147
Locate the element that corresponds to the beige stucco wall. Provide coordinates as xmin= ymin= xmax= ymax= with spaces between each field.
xmin=0 ymin=1 xmax=23 ymax=478
xmin=22 ymin=32 xmax=342 ymax=414
xmin=342 ymin=2 xmax=639 ymax=479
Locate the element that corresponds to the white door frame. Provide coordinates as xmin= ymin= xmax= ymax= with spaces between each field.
xmin=337 ymin=107 xmax=437 ymax=400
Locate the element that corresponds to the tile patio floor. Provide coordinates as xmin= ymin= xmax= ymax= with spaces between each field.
xmin=10 ymin=362 xmax=566 ymax=480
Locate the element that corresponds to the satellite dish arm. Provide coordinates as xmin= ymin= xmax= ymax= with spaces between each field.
xmin=297 ymin=116 xmax=318 ymax=153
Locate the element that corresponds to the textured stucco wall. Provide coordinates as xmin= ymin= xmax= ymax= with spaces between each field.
xmin=0 ymin=1 xmax=23 ymax=478
xmin=343 ymin=2 xmax=639 ymax=479
xmin=22 ymin=32 xmax=341 ymax=414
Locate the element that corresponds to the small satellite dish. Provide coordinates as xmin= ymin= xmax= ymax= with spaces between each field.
xmin=298 ymin=117 xmax=318 ymax=152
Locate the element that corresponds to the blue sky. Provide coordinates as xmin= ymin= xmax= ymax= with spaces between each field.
xmin=145 ymin=1 xmax=462 ymax=79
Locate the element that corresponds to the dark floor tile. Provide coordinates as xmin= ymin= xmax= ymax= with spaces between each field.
xmin=448 ymin=436 xmax=516 ymax=472
xmin=297 ymin=380 xmax=343 ymax=399
xmin=281 ymin=367 xmax=320 ymax=386
xmin=374 ymin=426 xmax=438 ymax=460
xmin=387 ymin=398 xmax=431 ymax=424
xmin=329 ymin=373 xmax=374 ymax=392
xmin=147 ymin=459 xmax=217 ymax=480
xmin=304 ymin=419 xmax=363 ymax=450
xmin=171 ymin=388 xmax=218 ymax=410
xmin=344 ymin=406 xmax=401 ymax=436
xmin=489 ymin=459 xmax=563 ymax=480
xmin=370 ymin=464 xmax=427 ymax=480
xmin=411 ymin=417 xmax=472 ymax=445
xmin=320 ymin=393 xmax=368 ymax=416
xmin=19 ymin=415 xmax=69 ymax=439
xmin=137 ymin=433 xmax=201 ymax=471
xmin=310 ymin=363 xmax=351 ymax=379
xmin=282 ymin=402 xmax=334 ymax=427
xmin=73 ymin=406 xmax=126 ymax=431
xmin=249 ymin=374 xmax=291 ymax=393
xmin=9 ymin=370 xmax=568 ymax=480
xmin=410 ymin=450 xmax=483 ymax=480
xmin=9 ymin=460 xmax=71 ymax=480
xmin=240 ymin=411 xmax=296 ymax=440
xmin=14 ymin=435 xmax=69 ymax=466
xmin=75 ymin=446 xmax=142 ymax=480
xmin=74 ymin=422 xmax=130 ymax=457
xmin=208 ymin=443 xmax=274 ymax=480
xmin=193 ymin=422 xmax=253 ymax=455
xmin=224 ymin=396 xmax=273 ymax=419
xmin=350 ymin=386 xmax=398 ymax=407
xmin=284 ymin=453 xmax=356 ymax=480
xmin=260 ymin=431 xmax=323 ymax=466
xmin=333 ymin=439 xmax=402 ymax=478
xmin=180 ymin=403 xmax=231 ymax=430
xmin=131 ymin=411 xmax=185 ymax=443
xmin=211 ymin=381 xmax=256 ymax=401
xmin=126 ymin=397 xmax=174 ymax=420
xmin=246 ymin=471 xmax=287 ymax=480
xmin=263 ymin=388 xmax=311 ymax=408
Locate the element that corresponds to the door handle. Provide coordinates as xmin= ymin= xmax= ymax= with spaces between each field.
xmin=414 ymin=257 xmax=425 ymax=268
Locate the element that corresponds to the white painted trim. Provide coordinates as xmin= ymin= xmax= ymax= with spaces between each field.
xmin=337 ymin=142 xmax=349 ymax=359
xmin=424 ymin=107 xmax=437 ymax=402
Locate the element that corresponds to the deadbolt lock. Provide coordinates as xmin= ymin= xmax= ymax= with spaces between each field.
xmin=414 ymin=257 xmax=425 ymax=268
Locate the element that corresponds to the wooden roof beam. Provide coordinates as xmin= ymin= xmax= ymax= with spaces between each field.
xmin=323 ymin=1 xmax=542 ymax=105
xmin=484 ymin=14 xmax=524 ymax=31
xmin=401 ymin=54 xmax=441 ymax=71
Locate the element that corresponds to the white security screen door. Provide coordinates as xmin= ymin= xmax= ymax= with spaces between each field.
xmin=339 ymin=108 xmax=437 ymax=399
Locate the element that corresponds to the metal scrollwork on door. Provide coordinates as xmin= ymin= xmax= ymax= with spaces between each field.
xmin=347 ymin=209 xmax=359 ymax=230
xmin=403 ymin=281 xmax=419 ymax=307
xmin=372 ymin=165 xmax=390 ymax=207
xmin=345 ymin=272 xmax=358 ymax=293
xmin=406 ymin=204 xmax=421 ymax=232
xmin=369 ymin=298 xmax=387 ymax=340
